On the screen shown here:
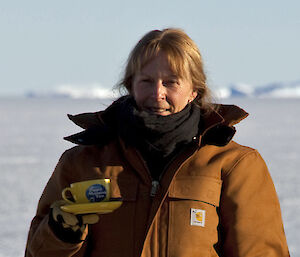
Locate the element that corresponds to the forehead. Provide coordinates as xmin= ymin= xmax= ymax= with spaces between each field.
xmin=138 ymin=52 xmax=175 ymax=76
xmin=138 ymin=50 xmax=187 ymax=79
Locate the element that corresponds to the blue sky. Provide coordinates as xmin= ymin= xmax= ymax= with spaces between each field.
xmin=1 ymin=0 xmax=299 ymax=95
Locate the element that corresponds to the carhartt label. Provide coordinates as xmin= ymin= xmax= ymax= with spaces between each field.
xmin=191 ymin=208 xmax=205 ymax=227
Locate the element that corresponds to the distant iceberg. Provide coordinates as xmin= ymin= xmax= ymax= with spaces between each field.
xmin=54 ymin=84 xmax=118 ymax=99
xmin=25 ymin=83 xmax=120 ymax=99
xmin=215 ymin=79 xmax=300 ymax=98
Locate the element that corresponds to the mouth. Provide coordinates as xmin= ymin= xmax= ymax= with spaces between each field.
xmin=145 ymin=107 xmax=171 ymax=115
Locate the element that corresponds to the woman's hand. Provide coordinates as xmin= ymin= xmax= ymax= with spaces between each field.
xmin=51 ymin=200 xmax=99 ymax=232
xmin=49 ymin=200 xmax=99 ymax=243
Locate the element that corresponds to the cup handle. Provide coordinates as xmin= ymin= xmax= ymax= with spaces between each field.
xmin=62 ymin=187 xmax=75 ymax=204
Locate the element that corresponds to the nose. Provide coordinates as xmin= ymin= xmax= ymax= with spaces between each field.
xmin=152 ymin=80 xmax=166 ymax=100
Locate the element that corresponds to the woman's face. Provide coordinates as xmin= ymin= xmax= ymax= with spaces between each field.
xmin=132 ymin=52 xmax=197 ymax=116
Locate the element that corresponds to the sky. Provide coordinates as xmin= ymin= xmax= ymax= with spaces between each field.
xmin=1 ymin=0 xmax=300 ymax=96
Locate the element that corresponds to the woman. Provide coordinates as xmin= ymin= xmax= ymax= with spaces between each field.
xmin=25 ymin=28 xmax=289 ymax=257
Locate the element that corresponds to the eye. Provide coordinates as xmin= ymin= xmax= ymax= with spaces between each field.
xmin=140 ymin=78 xmax=152 ymax=84
xmin=163 ymin=80 xmax=179 ymax=87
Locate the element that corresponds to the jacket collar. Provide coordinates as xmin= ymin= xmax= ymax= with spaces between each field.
xmin=198 ymin=104 xmax=248 ymax=146
xmin=64 ymin=96 xmax=249 ymax=147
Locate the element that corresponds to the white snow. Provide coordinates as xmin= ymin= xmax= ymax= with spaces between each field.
xmin=54 ymin=83 xmax=119 ymax=99
xmin=0 ymin=97 xmax=299 ymax=256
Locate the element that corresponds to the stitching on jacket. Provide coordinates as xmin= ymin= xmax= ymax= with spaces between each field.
xmin=225 ymin=149 xmax=259 ymax=177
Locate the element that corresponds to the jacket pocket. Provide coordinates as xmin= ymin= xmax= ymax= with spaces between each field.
xmin=168 ymin=176 xmax=222 ymax=257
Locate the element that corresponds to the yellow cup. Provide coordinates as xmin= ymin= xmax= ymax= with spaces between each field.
xmin=62 ymin=179 xmax=111 ymax=204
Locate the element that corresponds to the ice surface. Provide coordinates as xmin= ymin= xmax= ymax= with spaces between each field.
xmin=0 ymin=97 xmax=299 ymax=256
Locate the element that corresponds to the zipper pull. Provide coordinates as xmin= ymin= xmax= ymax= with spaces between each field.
xmin=150 ymin=180 xmax=160 ymax=197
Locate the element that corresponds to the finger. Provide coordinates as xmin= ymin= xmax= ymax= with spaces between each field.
xmin=52 ymin=206 xmax=78 ymax=226
xmin=52 ymin=207 xmax=61 ymax=222
xmin=82 ymin=214 xmax=99 ymax=225
xmin=71 ymin=225 xmax=80 ymax=232
xmin=61 ymin=212 xmax=79 ymax=226
xmin=62 ymin=223 xmax=71 ymax=229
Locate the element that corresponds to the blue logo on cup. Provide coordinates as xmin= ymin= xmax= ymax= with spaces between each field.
xmin=86 ymin=184 xmax=107 ymax=202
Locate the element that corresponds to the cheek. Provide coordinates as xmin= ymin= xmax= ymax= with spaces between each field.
xmin=132 ymin=85 xmax=146 ymax=106
xmin=171 ymin=92 xmax=189 ymax=104
xmin=131 ymin=83 xmax=139 ymax=98
xmin=169 ymin=90 xmax=193 ymax=111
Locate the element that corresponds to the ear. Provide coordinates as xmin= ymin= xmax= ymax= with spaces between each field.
xmin=189 ymin=90 xmax=198 ymax=102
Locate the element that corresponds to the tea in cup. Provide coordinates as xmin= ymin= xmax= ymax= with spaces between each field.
xmin=62 ymin=179 xmax=110 ymax=204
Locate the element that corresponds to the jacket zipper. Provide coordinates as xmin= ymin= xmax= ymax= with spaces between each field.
xmin=132 ymin=148 xmax=156 ymax=196
xmin=150 ymin=139 xmax=200 ymax=197
xmin=150 ymin=180 xmax=160 ymax=197
xmin=133 ymin=140 xmax=200 ymax=198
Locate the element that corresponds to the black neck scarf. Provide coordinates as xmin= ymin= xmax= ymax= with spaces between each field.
xmin=118 ymin=97 xmax=200 ymax=179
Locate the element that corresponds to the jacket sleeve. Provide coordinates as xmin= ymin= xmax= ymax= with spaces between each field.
xmin=25 ymin=150 xmax=88 ymax=257
xmin=219 ymin=150 xmax=290 ymax=257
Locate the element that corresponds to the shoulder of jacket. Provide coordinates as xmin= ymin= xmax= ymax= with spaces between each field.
xmin=223 ymin=142 xmax=266 ymax=177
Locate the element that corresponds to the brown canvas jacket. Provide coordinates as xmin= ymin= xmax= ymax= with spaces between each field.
xmin=25 ymin=103 xmax=290 ymax=257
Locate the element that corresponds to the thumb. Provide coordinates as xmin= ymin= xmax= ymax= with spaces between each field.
xmin=51 ymin=200 xmax=79 ymax=226
xmin=81 ymin=214 xmax=100 ymax=225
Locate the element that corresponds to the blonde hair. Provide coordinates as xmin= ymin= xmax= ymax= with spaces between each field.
xmin=117 ymin=28 xmax=213 ymax=112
